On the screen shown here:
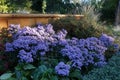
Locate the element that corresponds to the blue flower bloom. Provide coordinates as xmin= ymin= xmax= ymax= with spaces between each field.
xmin=5 ymin=42 xmax=14 ymax=52
xmin=55 ymin=62 xmax=70 ymax=76
xmin=18 ymin=50 xmax=33 ymax=63
xmin=6 ymin=24 xmax=68 ymax=63
xmin=99 ymin=34 xmax=114 ymax=47
xmin=60 ymin=37 xmax=107 ymax=69
xmin=9 ymin=24 xmax=21 ymax=34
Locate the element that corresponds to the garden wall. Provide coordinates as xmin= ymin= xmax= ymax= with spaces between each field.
xmin=0 ymin=14 xmax=84 ymax=30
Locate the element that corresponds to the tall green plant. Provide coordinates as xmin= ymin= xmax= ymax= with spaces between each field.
xmin=80 ymin=5 xmax=100 ymax=28
xmin=42 ymin=0 xmax=46 ymax=14
xmin=7 ymin=0 xmax=32 ymax=13
xmin=0 ymin=0 xmax=8 ymax=13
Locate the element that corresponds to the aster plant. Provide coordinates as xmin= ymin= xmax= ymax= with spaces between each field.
xmin=4 ymin=24 xmax=119 ymax=79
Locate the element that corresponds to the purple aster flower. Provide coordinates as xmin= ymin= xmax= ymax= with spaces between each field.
xmin=55 ymin=62 xmax=70 ymax=76
xmin=60 ymin=37 xmax=107 ymax=68
xmin=54 ymin=29 xmax=67 ymax=40
xmin=99 ymin=34 xmax=114 ymax=47
xmin=8 ymin=24 xmax=21 ymax=34
xmin=94 ymin=61 xmax=107 ymax=67
xmin=113 ymin=44 xmax=119 ymax=51
xmin=72 ymin=59 xmax=83 ymax=69
xmin=18 ymin=50 xmax=33 ymax=63
xmin=45 ymin=24 xmax=55 ymax=35
xmin=5 ymin=42 xmax=14 ymax=52
xmin=35 ymin=42 xmax=49 ymax=52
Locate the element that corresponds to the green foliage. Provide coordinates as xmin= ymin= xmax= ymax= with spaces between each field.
xmin=0 ymin=0 xmax=8 ymax=13
xmin=0 ymin=73 xmax=13 ymax=80
xmin=31 ymin=65 xmax=48 ymax=80
xmin=31 ymin=65 xmax=58 ymax=80
xmin=31 ymin=0 xmax=77 ymax=14
xmin=83 ymin=53 xmax=120 ymax=80
xmin=100 ymin=0 xmax=119 ymax=23
xmin=42 ymin=0 xmax=46 ymax=14
xmin=0 ymin=28 xmax=12 ymax=44
xmin=23 ymin=64 xmax=36 ymax=70
xmin=4 ymin=64 xmax=58 ymax=80
xmin=69 ymin=69 xmax=82 ymax=80
xmin=7 ymin=0 xmax=32 ymax=13
xmin=108 ymin=53 xmax=120 ymax=67
xmin=50 ymin=5 xmax=114 ymax=39
xmin=31 ymin=0 xmax=42 ymax=13
xmin=50 ymin=16 xmax=106 ymax=39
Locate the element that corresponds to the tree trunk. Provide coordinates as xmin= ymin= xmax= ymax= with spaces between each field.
xmin=115 ymin=0 xmax=120 ymax=26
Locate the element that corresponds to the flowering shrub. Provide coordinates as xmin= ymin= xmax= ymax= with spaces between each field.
xmin=99 ymin=34 xmax=115 ymax=47
xmin=4 ymin=24 xmax=119 ymax=79
xmin=6 ymin=24 xmax=67 ymax=63
xmin=99 ymin=34 xmax=119 ymax=59
xmin=60 ymin=37 xmax=107 ymax=70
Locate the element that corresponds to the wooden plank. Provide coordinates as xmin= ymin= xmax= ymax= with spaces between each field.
xmin=35 ymin=18 xmax=50 ymax=24
xmin=0 ymin=14 xmax=84 ymax=18
xmin=0 ymin=19 xmax=7 ymax=29
xmin=8 ymin=18 xmax=36 ymax=27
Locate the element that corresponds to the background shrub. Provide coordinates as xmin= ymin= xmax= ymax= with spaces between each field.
xmin=50 ymin=16 xmax=103 ymax=39
xmin=50 ymin=6 xmax=113 ymax=39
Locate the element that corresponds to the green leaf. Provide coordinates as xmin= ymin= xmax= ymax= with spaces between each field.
xmin=69 ymin=69 xmax=82 ymax=80
xmin=41 ymin=78 xmax=48 ymax=80
xmin=23 ymin=64 xmax=36 ymax=70
xmin=15 ymin=63 xmax=23 ymax=70
xmin=50 ymin=76 xmax=58 ymax=80
xmin=31 ymin=65 xmax=47 ymax=80
xmin=21 ymin=77 xmax=28 ymax=80
xmin=7 ymin=77 xmax=16 ymax=80
xmin=0 ymin=73 xmax=13 ymax=80
xmin=15 ymin=70 xmax=22 ymax=80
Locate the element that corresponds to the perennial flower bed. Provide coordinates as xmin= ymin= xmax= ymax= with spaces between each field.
xmin=0 ymin=24 xmax=119 ymax=80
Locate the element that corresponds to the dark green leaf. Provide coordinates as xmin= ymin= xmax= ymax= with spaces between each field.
xmin=31 ymin=65 xmax=47 ymax=80
xmin=21 ymin=77 xmax=28 ymax=80
xmin=50 ymin=76 xmax=58 ymax=80
xmin=69 ymin=69 xmax=82 ymax=80
xmin=7 ymin=77 xmax=16 ymax=80
xmin=23 ymin=64 xmax=36 ymax=70
xmin=15 ymin=70 xmax=22 ymax=80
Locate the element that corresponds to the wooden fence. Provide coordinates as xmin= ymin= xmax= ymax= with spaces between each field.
xmin=0 ymin=14 xmax=84 ymax=29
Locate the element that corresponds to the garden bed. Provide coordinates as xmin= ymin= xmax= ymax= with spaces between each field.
xmin=0 ymin=23 xmax=119 ymax=80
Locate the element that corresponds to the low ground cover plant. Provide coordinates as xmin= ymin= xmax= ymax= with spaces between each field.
xmin=83 ymin=53 xmax=120 ymax=80
xmin=0 ymin=24 xmax=119 ymax=80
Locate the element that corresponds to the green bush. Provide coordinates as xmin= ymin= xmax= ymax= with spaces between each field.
xmin=50 ymin=5 xmax=112 ymax=39
xmin=83 ymin=53 xmax=120 ymax=80
xmin=50 ymin=16 xmax=111 ymax=39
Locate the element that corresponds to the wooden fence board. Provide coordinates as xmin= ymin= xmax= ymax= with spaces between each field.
xmin=0 ymin=14 xmax=84 ymax=29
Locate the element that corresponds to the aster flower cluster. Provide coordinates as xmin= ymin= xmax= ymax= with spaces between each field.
xmin=99 ymin=34 xmax=114 ymax=47
xmin=6 ymin=24 xmax=67 ymax=63
xmin=55 ymin=62 xmax=70 ymax=76
xmin=61 ymin=37 xmax=107 ymax=69
xmin=6 ymin=24 xmax=118 ymax=77
xmin=99 ymin=34 xmax=119 ymax=51
xmin=8 ymin=24 xmax=20 ymax=34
